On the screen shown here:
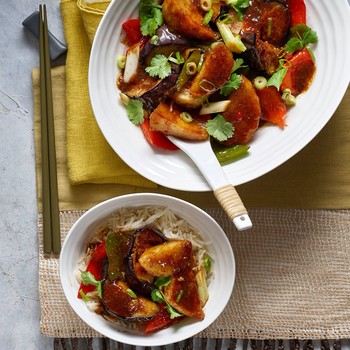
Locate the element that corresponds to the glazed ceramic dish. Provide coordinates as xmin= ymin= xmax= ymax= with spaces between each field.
xmin=89 ymin=0 xmax=350 ymax=191
xmin=60 ymin=193 xmax=235 ymax=346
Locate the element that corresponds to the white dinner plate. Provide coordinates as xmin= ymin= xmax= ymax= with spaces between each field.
xmin=89 ymin=0 xmax=350 ymax=191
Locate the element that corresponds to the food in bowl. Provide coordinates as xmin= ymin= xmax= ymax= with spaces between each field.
xmin=76 ymin=205 xmax=212 ymax=334
xmin=117 ymin=0 xmax=318 ymax=162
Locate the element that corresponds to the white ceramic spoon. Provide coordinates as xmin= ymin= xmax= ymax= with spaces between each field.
xmin=168 ymin=136 xmax=252 ymax=231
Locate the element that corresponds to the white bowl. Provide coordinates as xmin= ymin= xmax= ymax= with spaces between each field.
xmin=89 ymin=0 xmax=350 ymax=191
xmin=60 ymin=193 xmax=235 ymax=347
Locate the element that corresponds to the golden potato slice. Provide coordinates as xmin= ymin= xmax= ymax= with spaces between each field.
xmin=221 ymin=75 xmax=261 ymax=146
xmin=162 ymin=0 xmax=218 ymax=42
xmin=138 ymin=240 xmax=193 ymax=276
xmin=174 ymin=43 xmax=234 ymax=109
xmin=149 ymin=102 xmax=208 ymax=141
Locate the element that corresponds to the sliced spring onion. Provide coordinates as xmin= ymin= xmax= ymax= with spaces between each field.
xmin=267 ymin=17 xmax=273 ymax=38
xmin=127 ymin=288 xmax=137 ymax=299
xmin=200 ymin=0 xmax=212 ymax=12
xmin=123 ymin=44 xmax=140 ymax=83
xmin=199 ymin=79 xmax=216 ymax=93
xmin=119 ymin=92 xmax=130 ymax=106
xmin=203 ymin=8 xmax=214 ymax=25
xmin=196 ymin=267 xmax=209 ymax=306
xmin=150 ymin=35 xmax=159 ymax=45
xmin=199 ymin=100 xmax=231 ymax=115
xmin=216 ymin=22 xmax=246 ymax=53
xmin=176 ymin=50 xmax=202 ymax=89
xmin=117 ymin=55 xmax=126 ymax=69
xmin=253 ymin=76 xmax=267 ymax=90
xmin=176 ymin=290 xmax=184 ymax=302
xmin=282 ymin=88 xmax=297 ymax=106
xmin=186 ymin=61 xmax=197 ymax=75
xmin=180 ymin=111 xmax=193 ymax=123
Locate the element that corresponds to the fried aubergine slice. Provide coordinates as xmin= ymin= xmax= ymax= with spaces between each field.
xmin=162 ymin=0 xmax=218 ymax=42
xmin=221 ymin=75 xmax=261 ymax=146
xmin=125 ymin=227 xmax=166 ymax=295
xmin=149 ymin=102 xmax=208 ymax=141
xmin=173 ymin=43 xmax=234 ymax=109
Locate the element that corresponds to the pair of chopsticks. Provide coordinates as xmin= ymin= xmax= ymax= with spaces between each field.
xmin=39 ymin=4 xmax=61 ymax=254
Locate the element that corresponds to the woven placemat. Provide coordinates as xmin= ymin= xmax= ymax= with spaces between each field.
xmin=39 ymin=208 xmax=350 ymax=340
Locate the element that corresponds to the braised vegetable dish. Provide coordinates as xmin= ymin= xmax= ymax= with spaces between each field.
xmin=77 ymin=206 xmax=211 ymax=334
xmin=117 ymin=0 xmax=318 ymax=163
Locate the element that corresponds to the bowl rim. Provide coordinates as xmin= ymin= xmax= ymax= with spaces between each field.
xmin=59 ymin=193 xmax=236 ymax=346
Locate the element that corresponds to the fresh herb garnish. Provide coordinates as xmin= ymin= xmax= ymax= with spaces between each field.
xmin=139 ymin=0 xmax=163 ymax=36
xmin=126 ymin=99 xmax=144 ymax=125
xmin=151 ymin=278 xmax=183 ymax=319
xmin=155 ymin=276 xmax=172 ymax=287
xmin=220 ymin=58 xmax=245 ymax=96
xmin=227 ymin=0 xmax=250 ymax=20
xmin=203 ymin=254 xmax=211 ymax=274
xmin=81 ymin=271 xmax=104 ymax=298
xmin=168 ymin=51 xmax=185 ymax=65
xmin=206 ymin=114 xmax=234 ymax=142
xmin=220 ymin=74 xmax=242 ymax=96
xmin=145 ymin=54 xmax=172 ymax=79
xmin=266 ymin=67 xmax=288 ymax=90
xmin=203 ymin=8 xmax=214 ymax=25
xmin=79 ymin=289 xmax=89 ymax=302
xmin=285 ymin=25 xmax=318 ymax=54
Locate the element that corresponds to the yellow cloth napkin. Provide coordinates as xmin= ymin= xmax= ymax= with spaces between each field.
xmin=60 ymin=0 xmax=156 ymax=187
xmin=32 ymin=66 xmax=214 ymax=211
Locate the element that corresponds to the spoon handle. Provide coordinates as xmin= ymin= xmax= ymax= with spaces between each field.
xmin=214 ymin=185 xmax=252 ymax=231
xmin=167 ymin=137 xmax=252 ymax=231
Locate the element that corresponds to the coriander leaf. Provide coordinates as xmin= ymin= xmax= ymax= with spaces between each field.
xmin=285 ymin=37 xmax=303 ymax=53
xmin=126 ymin=99 xmax=144 ymax=125
xmin=151 ymin=289 xmax=165 ymax=303
xmin=145 ymin=54 xmax=172 ymax=79
xmin=166 ymin=304 xmax=183 ymax=319
xmin=231 ymin=58 xmax=246 ymax=73
xmin=139 ymin=0 xmax=163 ymax=36
xmin=220 ymin=73 xmax=242 ymax=96
xmin=81 ymin=271 xmax=104 ymax=298
xmin=302 ymin=27 xmax=318 ymax=46
xmin=228 ymin=0 xmax=250 ymax=20
xmin=155 ymin=276 xmax=172 ymax=287
xmin=206 ymin=114 xmax=234 ymax=142
xmin=266 ymin=67 xmax=288 ymax=90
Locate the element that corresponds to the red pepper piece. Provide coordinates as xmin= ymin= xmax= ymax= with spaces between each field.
xmin=256 ymin=86 xmax=287 ymax=127
xmin=122 ymin=19 xmax=142 ymax=46
xmin=280 ymin=48 xmax=316 ymax=96
xmin=140 ymin=119 xmax=179 ymax=151
xmin=78 ymin=241 xmax=107 ymax=298
xmin=287 ymin=0 xmax=306 ymax=27
xmin=144 ymin=304 xmax=184 ymax=334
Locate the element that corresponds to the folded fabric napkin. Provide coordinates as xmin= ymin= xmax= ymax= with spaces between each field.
xmin=60 ymin=0 xmax=156 ymax=187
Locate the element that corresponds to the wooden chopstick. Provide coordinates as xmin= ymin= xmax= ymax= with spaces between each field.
xmin=39 ymin=4 xmax=61 ymax=254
